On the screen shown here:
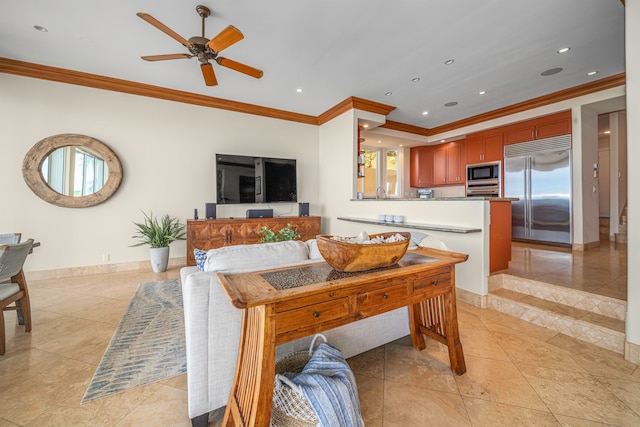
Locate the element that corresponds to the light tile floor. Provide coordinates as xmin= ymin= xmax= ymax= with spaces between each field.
xmin=0 ymin=242 xmax=636 ymax=426
xmin=505 ymin=241 xmax=627 ymax=301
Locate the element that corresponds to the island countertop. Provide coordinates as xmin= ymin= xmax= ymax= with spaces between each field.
xmin=337 ymin=216 xmax=482 ymax=233
xmin=350 ymin=197 xmax=518 ymax=202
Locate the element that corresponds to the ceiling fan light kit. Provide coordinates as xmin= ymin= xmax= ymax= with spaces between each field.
xmin=137 ymin=4 xmax=263 ymax=87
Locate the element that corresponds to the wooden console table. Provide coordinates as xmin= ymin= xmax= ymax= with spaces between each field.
xmin=186 ymin=216 xmax=321 ymax=266
xmin=217 ymin=247 xmax=468 ymax=426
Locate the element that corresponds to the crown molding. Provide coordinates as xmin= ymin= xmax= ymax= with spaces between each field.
xmin=317 ymin=96 xmax=396 ymax=125
xmin=0 ymin=58 xmax=626 ymax=137
xmin=379 ymin=120 xmax=431 ymax=137
xmin=428 ymin=73 xmax=626 ymax=136
xmin=0 ymin=57 xmax=318 ymax=125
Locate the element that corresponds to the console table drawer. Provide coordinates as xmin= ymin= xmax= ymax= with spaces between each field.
xmin=356 ymin=283 xmax=410 ymax=315
xmin=276 ymin=297 xmax=350 ymax=335
xmin=414 ymin=271 xmax=451 ymax=293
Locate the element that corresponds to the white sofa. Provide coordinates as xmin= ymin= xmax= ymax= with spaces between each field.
xmin=180 ymin=239 xmax=412 ymax=426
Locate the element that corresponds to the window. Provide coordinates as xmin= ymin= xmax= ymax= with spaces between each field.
xmin=361 ymin=147 xmax=402 ymax=198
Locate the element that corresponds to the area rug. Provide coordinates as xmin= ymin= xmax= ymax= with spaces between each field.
xmin=81 ymin=279 xmax=186 ymax=404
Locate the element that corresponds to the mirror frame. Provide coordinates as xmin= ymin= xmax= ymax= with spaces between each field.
xmin=22 ymin=134 xmax=123 ymax=208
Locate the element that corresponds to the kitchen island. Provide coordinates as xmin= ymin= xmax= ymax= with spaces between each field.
xmin=329 ymin=197 xmax=517 ymax=307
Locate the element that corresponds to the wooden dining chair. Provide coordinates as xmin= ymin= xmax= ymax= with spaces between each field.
xmin=0 ymin=239 xmax=34 ymax=355
xmin=0 ymin=233 xmax=21 ymax=245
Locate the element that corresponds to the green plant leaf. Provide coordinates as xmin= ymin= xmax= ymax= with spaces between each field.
xmin=131 ymin=211 xmax=186 ymax=248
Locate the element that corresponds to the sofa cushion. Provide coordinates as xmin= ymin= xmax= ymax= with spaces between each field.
xmin=203 ymin=240 xmax=310 ymax=272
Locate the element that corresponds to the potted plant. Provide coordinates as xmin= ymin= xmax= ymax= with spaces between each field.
xmin=258 ymin=223 xmax=300 ymax=243
xmin=131 ymin=211 xmax=186 ymax=272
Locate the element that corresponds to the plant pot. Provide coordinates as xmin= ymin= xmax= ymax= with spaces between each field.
xmin=149 ymin=246 xmax=170 ymax=272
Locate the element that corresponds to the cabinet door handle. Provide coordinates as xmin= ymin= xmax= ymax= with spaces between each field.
xmin=313 ymin=311 xmax=320 ymax=318
xmin=432 ymin=280 xmax=439 ymax=286
xmin=383 ymin=294 xmax=388 ymax=300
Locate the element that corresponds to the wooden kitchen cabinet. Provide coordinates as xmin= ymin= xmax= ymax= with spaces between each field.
xmin=410 ymin=146 xmax=435 ymax=187
xmin=434 ymin=141 xmax=465 ymax=185
xmin=186 ymin=216 xmax=321 ymax=266
xmin=503 ymin=110 xmax=572 ymax=145
xmin=489 ymin=201 xmax=512 ymax=272
xmin=466 ymin=131 xmax=503 ymax=164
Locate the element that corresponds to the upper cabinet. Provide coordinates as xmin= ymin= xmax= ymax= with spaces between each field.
xmin=410 ymin=146 xmax=435 ymax=187
xmin=466 ymin=131 xmax=503 ymax=164
xmin=503 ymin=111 xmax=572 ymax=145
xmin=434 ymin=141 xmax=465 ymax=185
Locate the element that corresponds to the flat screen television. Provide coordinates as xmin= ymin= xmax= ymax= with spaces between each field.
xmin=215 ymin=154 xmax=297 ymax=204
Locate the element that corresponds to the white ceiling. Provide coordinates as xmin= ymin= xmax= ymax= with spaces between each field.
xmin=0 ymin=0 xmax=625 ymax=133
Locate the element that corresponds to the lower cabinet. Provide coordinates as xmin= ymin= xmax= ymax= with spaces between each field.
xmin=489 ymin=201 xmax=512 ymax=272
xmin=186 ymin=216 xmax=322 ymax=266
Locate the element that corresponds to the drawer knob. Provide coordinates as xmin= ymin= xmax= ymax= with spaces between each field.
xmin=383 ymin=294 xmax=388 ymax=299
xmin=313 ymin=311 xmax=320 ymax=318
xmin=432 ymin=280 xmax=439 ymax=286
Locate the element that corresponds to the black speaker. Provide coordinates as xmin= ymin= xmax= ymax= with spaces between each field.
xmin=205 ymin=203 xmax=217 ymax=219
xmin=246 ymin=209 xmax=273 ymax=218
xmin=298 ymin=202 xmax=309 ymax=217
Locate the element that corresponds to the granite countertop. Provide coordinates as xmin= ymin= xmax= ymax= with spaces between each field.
xmin=351 ymin=197 xmax=518 ymax=202
xmin=337 ymin=216 xmax=481 ymax=234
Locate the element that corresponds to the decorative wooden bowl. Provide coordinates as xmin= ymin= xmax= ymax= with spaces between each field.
xmin=316 ymin=232 xmax=411 ymax=272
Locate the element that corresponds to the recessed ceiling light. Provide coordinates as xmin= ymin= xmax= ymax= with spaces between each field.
xmin=604 ymin=130 xmax=611 ymax=134
xmin=444 ymin=101 xmax=458 ymax=107
xmin=557 ymin=47 xmax=570 ymax=54
xmin=296 ymin=88 xmax=302 ymax=93
xmin=362 ymin=124 xmax=369 ymax=128
xmin=478 ymin=90 xmax=487 ymax=95
xmin=440 ymin=139 xmax=445 ymax=143
xmin=34 ymin=25 xmax=48 ymax=32
xmin=399 ymin=144 xmax=404 ymax=147
xmin=411 ymin=77 xmax=420 ymax=82
xmin=587 ymin=71 xmax=598 ymax=76
xmin=422 ymin=111 xmax=429 ymax=116
xmin=384 ymin=91 xmax=393 ymax=96
xmin=378 ymin=140 xmax=382 ymax=143
xmin=444 ymin=59 xmax=455 ymax=65
xmin=541 ymin=67 xmax=563 ymax=76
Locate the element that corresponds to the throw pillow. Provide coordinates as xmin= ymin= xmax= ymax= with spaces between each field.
xmin=305 ymin=239 xmax=323 ymax=260
xmin=194 ymin=248 xmax=208 ymax=271
xmin=203 ymin=240 xmax=310 ymax=273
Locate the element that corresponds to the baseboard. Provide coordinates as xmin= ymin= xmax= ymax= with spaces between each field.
xmin=625 ymin=340 xmax=640 ymax=365
xmin=25 ymin=257 xmax=187 ymax=280
xmin=572 ymin=240 xmax=601 ymax=251
xmin=456 ymin=287 xmax=486 ymax=309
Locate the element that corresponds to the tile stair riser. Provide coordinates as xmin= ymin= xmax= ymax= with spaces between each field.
xmin=487 ymin=294 xmax=625 ymax=354
xmin=496 ymin=274 xmax=626 ymax=320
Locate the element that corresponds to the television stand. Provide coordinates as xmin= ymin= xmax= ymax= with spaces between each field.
xmin=186 ymin=216 xmax=321 ymax=266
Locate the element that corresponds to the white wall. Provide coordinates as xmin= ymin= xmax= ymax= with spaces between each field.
xmin=625 ymin=0 xmax=639 ymax=347
xmin=579 ymin=106 xmax=601 ymax=244
xmin=0 ymin=75 xmax=320 ymax=272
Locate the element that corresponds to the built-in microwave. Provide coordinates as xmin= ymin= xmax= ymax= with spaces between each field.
xmin=466 ymin=161 xmax=501 ymax=197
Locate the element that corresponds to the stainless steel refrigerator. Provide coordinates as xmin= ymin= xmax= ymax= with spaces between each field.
xmin=504 ymin=135 xmax=572 ymax=245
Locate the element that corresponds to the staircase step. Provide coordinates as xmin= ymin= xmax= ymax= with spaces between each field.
xmin=488 ymin=274 xmax=626 ymax=354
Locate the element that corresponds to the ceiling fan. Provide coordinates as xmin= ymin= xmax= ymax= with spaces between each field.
xmin=137 ymin=5 xmax=263 ymax=86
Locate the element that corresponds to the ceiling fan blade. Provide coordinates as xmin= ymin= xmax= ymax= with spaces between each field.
xmin=141 ymin=53 xmax=192 ymax=61
xmin=216 ymin=57 xmax=264 ymax=79
xmin=137 ymin=12 xmax=194 ymax=48
xmin=207 ymin=25 xmax=244 ymax=52
xmin=201 ymin=63 xmax=218 ymax=86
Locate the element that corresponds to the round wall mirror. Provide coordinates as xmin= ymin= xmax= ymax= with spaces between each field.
xmin=23 ymin=134 xmax=123 ymax=208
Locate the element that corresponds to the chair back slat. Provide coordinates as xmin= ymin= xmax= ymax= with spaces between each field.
xmin=0 ymin=233 xmax=21 ymax=245
xmin=0 ymin=239 xmax=34 ymax=281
